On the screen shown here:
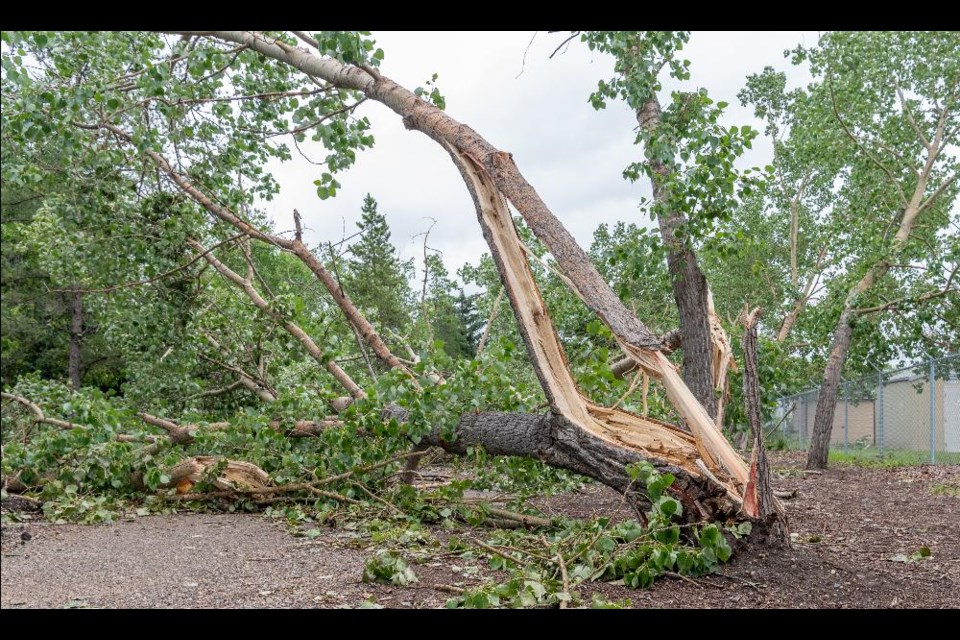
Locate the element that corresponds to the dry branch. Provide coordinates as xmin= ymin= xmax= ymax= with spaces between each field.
xmin=187 ymin=238 xmax=365 ymax=399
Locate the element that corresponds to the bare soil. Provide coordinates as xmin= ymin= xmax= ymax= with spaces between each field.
xmin=2 ymin=453 xmax=958 ymax=609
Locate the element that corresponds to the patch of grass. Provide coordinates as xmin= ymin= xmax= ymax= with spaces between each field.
xmin=828 ymin=448 xmax=960 ymax=468
xmin=931 ymin=482 xmax=960 ymax=499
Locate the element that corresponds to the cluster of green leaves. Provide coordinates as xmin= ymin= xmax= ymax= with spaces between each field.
xmin=444 ymin=462 xmax=732 ymax=608
xmin=732 ymin=32 xmax=959 ymax=381
xmin=361 ymin=550 xmax=419 ymax=586
xmin=583 ymin=31 xmax=769 ymax=243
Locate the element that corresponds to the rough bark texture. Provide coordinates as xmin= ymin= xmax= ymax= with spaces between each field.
xmin=130 ymin=32 xmax=750 ymax=506
xmin=68 ymin=287 xmax=83 ymax=390
xmin=740 ymin=308 xmax=789 ymax=545
xmin=445 ymin=142 xmax=747 ymax=494
xmin=636 ymin=96 xmax=717 ymax=422
xmin=610 ymin=328 xmax=681 ymax=379
xmin=424 ymin=411 xmax=736 ymax=522
xmin=806 ymin=309 xmax=855 ymax=469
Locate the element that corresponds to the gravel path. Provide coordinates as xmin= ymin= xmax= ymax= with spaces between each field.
xmin=3 ymin=455 xmax=958 ymax=608
xmin=1 ymin=514 xmax=385 ymax=609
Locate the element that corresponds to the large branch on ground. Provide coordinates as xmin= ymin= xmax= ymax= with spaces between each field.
xmin=739 ymin=307 xmax=788 ymax=544
xmin=806 ymin=97 xmax=956 ymax=470
xmin=187 ymin=238 xmax=365 ymax=399
xmin=138 ymin=412 xmax=342 ymax=447
xmin=165 ymin=456 xmax=271 ymax=494
xmin=422 ymin=410 xmax=737 ymax=522
xmin=1 ymin=391 xmax=155 ymax=445
xmin=2 ymin=391 xmax=87 ymax=431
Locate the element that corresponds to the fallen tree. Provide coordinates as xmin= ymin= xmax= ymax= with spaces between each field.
xmin=2 ymin=31 xmax=786 ymax=537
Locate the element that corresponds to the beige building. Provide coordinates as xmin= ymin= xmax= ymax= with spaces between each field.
xmin=784 ymin=376 xmax=960 ymax=453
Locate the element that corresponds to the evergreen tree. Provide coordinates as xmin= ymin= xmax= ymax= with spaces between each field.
xmin=455 ymin=289 xmax=484 ymax=357
xmin=420 ymin=254 xmax=477 ymax=359
xmin=342 ymin=194 xmax=415 ymax=339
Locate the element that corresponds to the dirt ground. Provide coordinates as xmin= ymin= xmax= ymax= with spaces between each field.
xmin=2 ymin=452 xmax=958 ymax=609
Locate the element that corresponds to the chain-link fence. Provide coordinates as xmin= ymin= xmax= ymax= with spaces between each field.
xmin=772 ymin=354 xmax=960 ymax=464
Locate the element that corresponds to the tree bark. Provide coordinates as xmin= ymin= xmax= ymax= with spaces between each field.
xmin=423 ymin=410 xmax=737 ymax=522
xmin=740 ymin=307 xmax=788 ymax=545
xmin=444 ymin=142 xmax=747 ymax=493
xmin=68 ymin=287 xmax=83 ymax=390
xmin=636 ymin=96 xmax=717 ymax=422
xmin=112 ymin=33 xmax=749 ymax=507
xmin=805 ymin=308 xmax=855 ymax=469
xmin=610 ymin=328 xmax=681 ymax=379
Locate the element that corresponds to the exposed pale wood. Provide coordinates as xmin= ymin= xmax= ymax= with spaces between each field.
xmin=445 ymin=141 xmax=746 ymax=498
xmin=166 ymin=456 xmax=271 ymax=493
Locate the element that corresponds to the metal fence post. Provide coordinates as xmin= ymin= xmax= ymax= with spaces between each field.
xmin=844 ymin=381 xmax=849 ymax=454
xmin=930 ymin=357 xmax=936 ymax=465
xmin=782 ymin=399 xmax=788 ymax=438
xmin=803 ymin=394 xmax=808 ymax=447
xmin=878 ymin=369 xmax=884 ymax=454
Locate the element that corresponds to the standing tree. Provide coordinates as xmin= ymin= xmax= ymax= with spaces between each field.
xmin=341 ymin=194 xmax=415 ymax=343
xmin=583 ymin=31 xmax=762 ymax=424
xmin=789 ymin=32 xmax=959 ymax=469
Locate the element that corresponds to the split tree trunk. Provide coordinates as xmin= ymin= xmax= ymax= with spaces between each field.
xmin=740 ymin=307 xmax=788 ymax=544
xmin=68 ymin=287 xmax=83 ymax=390
xmin=131 ymin=32 xmax=751 ymax=514
xmin=444 ymin=143 xmax=748 ymax=498
xmin=426 ymin=411 xmax=737 ymax=522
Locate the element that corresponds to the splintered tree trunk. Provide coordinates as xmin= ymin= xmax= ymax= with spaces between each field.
xmin=427 ymin=411 xmax=736 ymax=522
xmin=740 ymin=308 xmax=788 ymax=544
xmin=145 ymin=32 xmax=752 ymax=518
xmin=68 ymin=287 xmax=83 ymax=390
xmin=806 ymin=309 xmax=854 ymax=469
xmin=443 ymin=143 xmax=747 ymax=509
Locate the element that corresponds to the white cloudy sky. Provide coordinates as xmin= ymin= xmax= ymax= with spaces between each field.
xmin=262 ymin=31 xmax=819 ymax=282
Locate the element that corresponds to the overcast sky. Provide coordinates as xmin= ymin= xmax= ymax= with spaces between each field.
xmin=262 ymin=31 xmax=819 ymax=284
